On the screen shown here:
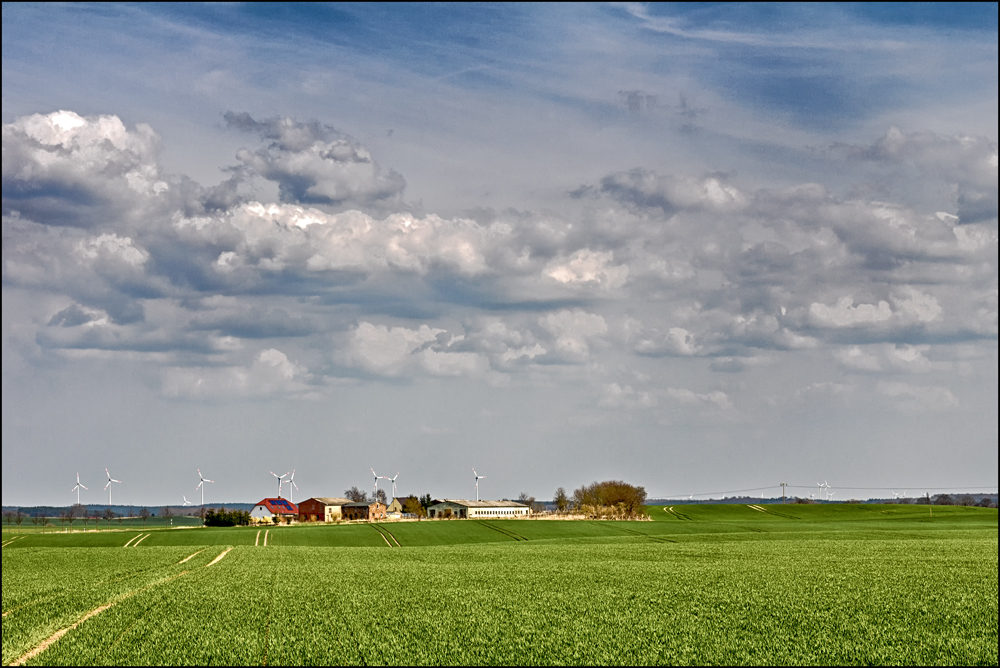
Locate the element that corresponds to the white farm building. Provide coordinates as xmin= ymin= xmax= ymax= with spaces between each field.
xmin=427 ymin=499 xmax=529 ymax=519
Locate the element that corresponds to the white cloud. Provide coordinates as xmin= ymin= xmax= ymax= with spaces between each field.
xmin=835 ymin=346 xmax=882 ymax=371
xmin=76 ymin=233 xmax=148 ymax=266
xmin=810 ymin=297 xmax=893 ymax=327
xmin=666 ymin=387 xmax=733 ymax=410
xmin=2 ymin=111 xmax=168 ymax=226
xmin=162 ymin=348 xmax=311 ymax=399
xmin=878 ymin=381 xmax=959 ymax=413
xmin=598 ymin=382 xmax=657 ymax=409
xmin=226 ymin=113 xmax=405 ymax=209
xmin=538 ymin=310 xmax=608 ymax=362
xmin=545 ymin=249 xmax=629 ymax=289
xmin=342 ymin=322 xmax=442 ymax=375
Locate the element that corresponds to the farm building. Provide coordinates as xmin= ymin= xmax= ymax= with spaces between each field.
xmin=427 ymin=500 xmax=529 ymax=519
xmin=387 ymin=496 xmax=417 ymax=515
xmin=251 ymin=498 xmax=298 ymax=521
xmin=297 ymin=497 xmax=352 ymax=522
xmin=341 ymin=501 xmax=387 ymax=521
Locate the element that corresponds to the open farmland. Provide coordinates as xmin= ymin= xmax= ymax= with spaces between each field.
xmin=3 ymin=505 xmax=996 ymax=665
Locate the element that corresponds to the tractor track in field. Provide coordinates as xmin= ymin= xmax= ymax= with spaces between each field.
xmin=372 ymin=524 xmax=401 ymax=547
xmin=206 ymin=547 xmax=232 ymax=566
xmin=476 ymin=521 xmax=528 ymax=541
xmin=8 ymin=570 xmax=192 ymax=666
xmin=664 ymin=506 xmax=693 ymax=521
xmin=593 ymin=521 xmax=676 ymax=543
xmin=370 ymin=525 xmax=393 ymax=547
xmin=177 ymin=549 xmax=205 ymax=565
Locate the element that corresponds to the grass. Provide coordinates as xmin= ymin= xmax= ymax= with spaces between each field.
xmin=3 ymin=505 xmax=996 ymax=665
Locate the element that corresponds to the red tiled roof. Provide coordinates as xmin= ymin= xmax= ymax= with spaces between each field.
xmin=255 ymin=498 xmax=298 ymax=514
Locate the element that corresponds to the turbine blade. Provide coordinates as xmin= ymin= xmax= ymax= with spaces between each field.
xmin=81 ymin=484 xmax=88 ymax=490
xmin=104 ymin=481 xmax=111 ymax=490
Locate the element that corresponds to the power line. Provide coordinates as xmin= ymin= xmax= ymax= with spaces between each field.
xmin=653 ymin=483 xmax=997 ymax=499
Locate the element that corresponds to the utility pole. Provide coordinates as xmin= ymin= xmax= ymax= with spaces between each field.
xmin=781 ymin=482 xmax=787 ymax=504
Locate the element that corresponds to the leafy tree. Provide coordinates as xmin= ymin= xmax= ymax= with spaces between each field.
xmin=345 ymin=486 xmax=368 ymax=502
xmin=67 ymin=506 xmax=78 ymax=529
xmin=31 ymin=514 xmax=41 ymax=529
xmin=3 ymin=510 xmax=13 ymax=531
xmin=162 ymin=506 xmax=173 ymax=526
xmin=139 ymin=507 xmax=151 ymax=528
xmin=15 ymin=510 xmax=25 ymax=532
xmin=375 ymin=488 xmax=388 ymax=505
xmin=979 ymin=497 xmax=994 ymax=508
xmin=933 ymin=494 xmax=953 ymax=506
xmin=959 ymin=495 xmax=975 ymax=507
xmin=419 ymin=494 xmax=433 ymax=512
xmin=103 ymin=508 xmax=116 ymax=527
xmin=198 ymin=506 xmax=207 ymax=526
xmin=403 ymin=496 xmax=424 ymax=517
xmin=204 ymin=508 xmax=251 ymax=527
xmin=572 ymin=480 xmax=647 ymax=519
xmin=554 ymin=487 xmax=569 ymax=512
xmin=39 ymin=515 xmax=48 ymax=532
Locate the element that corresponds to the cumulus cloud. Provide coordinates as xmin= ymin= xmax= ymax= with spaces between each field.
xmin=2 ymin=110 xmax=168 ymax=227
xmin=225 ymin=112 xmax=406 ymax=210
xmin=2 ymin=109 xmax=996 ymax=411
xmin=545 ymin=249 xmax=629 ymax=289
xmin=162 ymin=348 xmax=312 ymax=399
xmin=595 ymin=168 xmax=746 ymax=214
xmin=538 ymin=310 xmax=608 ymax=362
xmin=840 ymin=126 xmax=998 ymax=225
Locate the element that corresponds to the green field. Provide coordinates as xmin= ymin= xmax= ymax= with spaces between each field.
xmin=3 ymin=505 xmax=996 ymax=665
xmin=1 ymin=515 xmax=204 ymax=535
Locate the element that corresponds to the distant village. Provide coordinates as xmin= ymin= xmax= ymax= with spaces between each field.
xmin=252 ymin=496 xmax=531 ymax=524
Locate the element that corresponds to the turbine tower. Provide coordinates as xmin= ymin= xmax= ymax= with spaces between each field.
xmin=287 ymin=469 xmax=299 ymax=503
xmin=196 ymin=469 xmax=215 ymax=507
xmin=72 ymin=473 xmax=88 ymax=505
xmin=270 ymin=471 xmax=289 ymax=498
xmin=473 ymin=468 xmax=486 ymax=502
xmin=104 ymin=468 xmax=122 ymax=506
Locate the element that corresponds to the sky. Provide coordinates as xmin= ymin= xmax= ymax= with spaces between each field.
xmin=2 ymin=3 xmax=997 ymax=507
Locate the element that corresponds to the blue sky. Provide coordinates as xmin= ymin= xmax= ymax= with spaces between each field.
xmin=2 ymin=3 xmax=996 ymax=506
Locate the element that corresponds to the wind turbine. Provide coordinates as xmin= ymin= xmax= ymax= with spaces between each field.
xmin=182 ymin=496 xmax=192 ymax=507
xmin=104 ymin=468 xmax=122 ymax=506
xmin=196 ymin=469 xmax=215 ymax=507
xmin=473 ymin=468 xmax=485 ymax=502
xmin=72 ymin=473 xmax=88 ymax=505
xmin=371 ymin=469 xmax=383 ymax=501
xmin=286 ymin=469 xmax=299 ymax=503
xmin=386 ymin=472 xmax=400 ymax=499
xmin=270 ymin=471 xmax=288 ymax=498
xmin=892 ymin=491 xmax=899 ymax=499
